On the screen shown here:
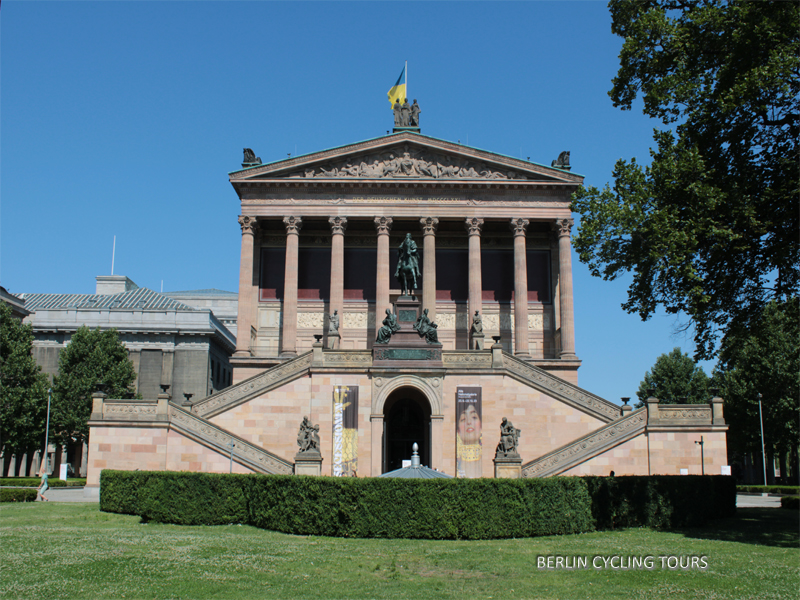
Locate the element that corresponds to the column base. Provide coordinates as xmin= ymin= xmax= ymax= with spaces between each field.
xmin=472 ymin=334 xmax=485 ymax=350
xmin=233 ymin=350 xmax=251 ymax=358
xmin=327 ymin=332 xmax=340 ymax=350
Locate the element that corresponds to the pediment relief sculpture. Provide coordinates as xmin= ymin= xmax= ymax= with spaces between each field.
xmin=285 ymin=148 xmax=530 ymax=181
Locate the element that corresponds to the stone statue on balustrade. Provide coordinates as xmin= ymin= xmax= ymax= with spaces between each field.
xmin=395 ymin=233 xmax=421 ymax=295
xmin=495 ymin=417 xmax=521 ymax=458
xmin=297 ymin=416 xmax=321 ymax=454
xmin=375 ymin=309 xmax=400 ymax=344
xmin=471 ymin=310 xmax=485 ymax=350
xmin=414 ymin=308 xmax=440 ymax=344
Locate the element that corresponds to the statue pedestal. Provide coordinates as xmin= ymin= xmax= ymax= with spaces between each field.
xmin=373 ymin=295 xmax=443 ymax=368
xmin=472 ymin=333 xmax=485 ymax=350
xmin=327 ymin=331 xmax=340 ymax=350
xmin=294 ymin=452 xmax=323 ymax=476
xmin=494 ymin=455 xmax=522 ymax=479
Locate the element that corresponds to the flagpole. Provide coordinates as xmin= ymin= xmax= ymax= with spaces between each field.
xmin=405 ymin=60 xmax=408 ymax=99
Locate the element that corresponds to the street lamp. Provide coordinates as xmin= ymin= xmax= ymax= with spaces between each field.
xmin=228 ymin=440 xmax=236 ymax=473
xmin=695 ymin=435 xmax=705 ymax=476
xmin=42 ymin=388 xmax=52 ymax=474
xmin=758 ymin=393 xmax=767 ymax=487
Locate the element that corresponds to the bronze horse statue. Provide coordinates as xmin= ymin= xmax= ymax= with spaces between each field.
xmin=396 ymin=262 xmax=418 ymax=295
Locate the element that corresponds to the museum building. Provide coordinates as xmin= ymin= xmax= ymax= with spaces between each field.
xmin=85 ymin=124 xmax=728 ymax=490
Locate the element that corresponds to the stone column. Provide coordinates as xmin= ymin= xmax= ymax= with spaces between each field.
xmin=234 ymin=216 xmax=258 ymax=357
xmin=465 ymin=218 xmax=484 ymax=327
xmin=420 ymin=217 xmax=439 ymax=319
xmin=328 ymin=216 xmax=347 ymax=320
xmin=374 ymin=217 xmax=393 ymax=314
xmin=511 ymin=218 xmax=530 ymax=357
xmin=370 ymin=414 xmax=384 ymax=476
xmin=281 ymin=216 xmax=303 ymax=356
xmin=555 ymin=218 xmax=576 ymax=359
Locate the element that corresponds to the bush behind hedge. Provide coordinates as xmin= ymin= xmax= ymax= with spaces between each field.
xmin=1 ymin=489 xmax=38 ymax=502
xmin=0 ymin=478 xmax=86 ymax=488
xmin=780 ymin=496 xmax=799 ymax=510
xmin=101 ymin=471 xmax=735 ymax=539
xmin=737 ymin=485 xmax=799 ymax=495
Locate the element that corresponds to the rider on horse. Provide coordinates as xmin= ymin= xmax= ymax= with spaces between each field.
xmin=395 ymin=233 xmax=421 ymax=293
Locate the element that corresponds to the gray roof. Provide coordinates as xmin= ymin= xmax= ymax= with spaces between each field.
xmin=19 ymin=288 xmax=198 ymax=312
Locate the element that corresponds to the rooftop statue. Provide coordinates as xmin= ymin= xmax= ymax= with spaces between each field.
xmin=410 ymin=99 xmax=421 ymax=127
xmin=242 ymin=148 xmax=262 ymax=167
xmin=395 ymin=233 xmax=421 ymax=295
xmin=551 ymin=151 xmax=570 ymax=170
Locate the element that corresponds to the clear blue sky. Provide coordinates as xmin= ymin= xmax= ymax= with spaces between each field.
xmin=1 ymin=1 xmax=713 ymax=402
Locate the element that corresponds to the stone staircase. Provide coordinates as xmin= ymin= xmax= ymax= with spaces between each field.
xmin=169 ymin=403 xmax=293 ymax=475
xmin=521 ymin=408 xmax=647 ymax=478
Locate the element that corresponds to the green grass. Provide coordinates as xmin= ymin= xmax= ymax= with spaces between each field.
xmin=0 ymin=504 xmax=797 ymax=600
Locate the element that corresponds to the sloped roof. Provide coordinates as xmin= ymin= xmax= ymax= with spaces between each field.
xmin=20 ymin=287 xmax=198 ymax=312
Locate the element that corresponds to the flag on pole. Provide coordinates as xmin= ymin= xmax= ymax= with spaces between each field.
xmin=387 ymin=66 xmax=406 ymax=107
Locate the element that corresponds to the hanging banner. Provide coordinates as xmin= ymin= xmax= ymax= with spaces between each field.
xmin=332 ymin=386 xmax=358 ymax=477
xmin=456 ymin=386 xmax=482 ymax=478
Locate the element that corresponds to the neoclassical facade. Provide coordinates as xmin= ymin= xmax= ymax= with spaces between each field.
xmin=85 ymin=131 xmax=728 ymax=490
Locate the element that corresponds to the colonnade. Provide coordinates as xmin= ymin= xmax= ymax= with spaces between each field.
xmin=234 ymin=216 xmax=576 ymax=359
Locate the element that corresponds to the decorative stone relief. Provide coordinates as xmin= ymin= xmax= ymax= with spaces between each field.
xmin=527 ymin=314 xmax=543 ymax=330
xmin=343 ymin=312 xmax=375 ymax=329
xmin=238 ymin=215 xmax=258 ymax=235
xmin=373 ymin=216 xmax=393 ymax=235
xmin=104 ymin=403 xmax=158 ymax=417
xmin=259 ymin=308 xmax=281 ymax=328
xmin=328 ymin=216 xmax=348 ymax=235
xmin=283 ymin=216 xmax=303 ymax=234
xmin=420 ymin=217 xmax=439 ymax=235
xmin=297 ymin=312 xmax=325 ymax=329
xmin=287 ymin=148 xmax=530 ymax=181
xmin=465 ymin=217 xmax=485 ymax=235
xmin=436 ymin=313 xmax=456 ymax=329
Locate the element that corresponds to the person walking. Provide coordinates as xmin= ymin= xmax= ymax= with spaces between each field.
xmin=36 ymin=464 xmax=50 ymax=501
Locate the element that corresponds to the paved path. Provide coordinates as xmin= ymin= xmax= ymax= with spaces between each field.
xmin=19 ymin=488 xmax=786 ymax=508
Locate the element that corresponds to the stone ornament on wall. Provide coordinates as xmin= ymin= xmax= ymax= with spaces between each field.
xmin=289 ymin=147 xmax=531 ymax=181
xmin=465 ymin=217 xmax=484 ymax=236
xmin=420 ymin=217 xmax=439 ymax=235
xmin=373 ymin=216 xmax=393 ymax=235
xmin=297 ymin=312 xmax=325 ymax=329
xmin=554 ymin=218 xmax=573 ymax=238
xmin=328 ymin=216 xmax=348 ymax=235
xmin=283 ymin=216 xmax=303 ymax=234
xmin=238 ymin=215 xmax=258 ymax=235
xmin=510 ymin=218 xmax=529 ymax=236
xmin=343 ymin=312 xmax=375 ymax=329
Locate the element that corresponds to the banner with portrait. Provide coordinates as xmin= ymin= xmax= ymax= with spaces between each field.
xmin=332 ymin=386 xmax=358 ymax=477
xmin=456 ymin=386 xmax=482 ymax=478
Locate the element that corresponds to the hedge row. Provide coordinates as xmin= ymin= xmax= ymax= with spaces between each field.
xmin=737 ymin=485 xmax=799 ymax=495
xmin=0 ymin=478 xmax=86 ymax=488
xmin=1 ymin=489 xmax=38 ymax=502
xmin=100 ymin=471 xmax=736 ymax=539
xmin=780 ymin=496 xmax=799 ymax=510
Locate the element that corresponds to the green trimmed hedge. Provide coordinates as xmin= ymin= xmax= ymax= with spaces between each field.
xmin=1 ymin=489 xmax=38 ymax=502
xmin=100 ymin=471 xmax=736 ymax=539
xmin=780 ymin=496 xmax=799 ymax=510
xmin=737 ymin=485 xmax=799 ymax=495
xmin=0 ymin=478 xmax=86 ymax=488
xmin=585 ymin=475 xmax=736 ymax=529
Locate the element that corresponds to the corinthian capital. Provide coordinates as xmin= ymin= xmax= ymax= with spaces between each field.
xmin=283 ymin=216 xmax=303 ymax=235
xmin=420 ymin=217 xmax=439 ymax=235
xmin=465 ymin=217 xmax=484 ymax=236
xmin=238 ymin=216 xmax=258 ymax=235
xmin=554 ymin=218 xmax=574 ymax=238
xmin=373 ymin=216 xmax=393 ymax=235
xmin=328 ymin=216 xmax=348 ymax=235
xmin=510 ymin=218 xmax=530 ymax=237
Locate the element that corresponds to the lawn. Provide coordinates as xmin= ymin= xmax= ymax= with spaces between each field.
xmin=0 ymin=503 xmax=797 ymax=600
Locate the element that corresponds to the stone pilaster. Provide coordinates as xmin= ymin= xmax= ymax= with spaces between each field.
xmin=234 ymin=216 xmax=258 ymax=357
xmin=554 ymin=218 xmax=576 ymax=359
xmin=465 ymin=218 xmax=484 ymax=329
xmin=511 ymin=218 xmax=530 ymax=357
xmin=328 ymin=217 xmax=347 ymax=327
xmin=420 ymin=217 xmax=438 ymax=319
xmin=281 ymin=216 xmax=303 ymax=356
xmin=374 ymin=217 xmax=393 ymax=315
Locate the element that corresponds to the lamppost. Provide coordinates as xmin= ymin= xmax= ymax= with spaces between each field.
xmin=758 ymin=393 xmax=767 ymax=487
xmin=42 ymin=388 xmax=52 ymax=474
xmin=228 ymin=440 xmax=236 ymax=474
xmin=695 ymin=435 xmax=705 ymax=476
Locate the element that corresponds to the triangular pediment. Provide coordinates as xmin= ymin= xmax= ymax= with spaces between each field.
xmin=229 ymin=132 xmax=581 ymax=185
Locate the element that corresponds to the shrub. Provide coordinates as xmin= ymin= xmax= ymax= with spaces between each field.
xmin=139 ymin=472 xmax=248 ymax=526
xmin=1 ymin=488 xmax=38 ymax=502
xmin=780 ymin=496 xmax=799 ymax=510
xmin=737 ymin=485 xmax=800 ymax=495
xmin=582 ymin=475 xmax=735 ymax=529
xmin=0 ymin=478 xmax=86 ymax=488
xmin=99 ymin=470 xmax=152 ymax=515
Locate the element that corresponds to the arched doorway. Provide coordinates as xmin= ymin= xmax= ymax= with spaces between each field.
xmin=383 ymin=387 xmax=431 ymax=473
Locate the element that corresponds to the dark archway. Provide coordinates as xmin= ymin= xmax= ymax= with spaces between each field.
xmin=383 ymin=387 xmax=432 ymax=473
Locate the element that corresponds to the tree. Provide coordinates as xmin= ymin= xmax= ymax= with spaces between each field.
xmin=715 ymin=299 xmax=799 ymax=481
xmin=0 ymin=303 xmax=49 ymax=461
xmin=571 ymin=0 xmax=799 ymax=359
xmin=635 ymin=347 xmax=710 ymax=407
xmin=52 ymin=327 xmax=137 ymax=446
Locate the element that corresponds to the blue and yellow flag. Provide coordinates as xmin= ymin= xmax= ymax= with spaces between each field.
xmin=387 ymin=66 xmax=406 ymax=107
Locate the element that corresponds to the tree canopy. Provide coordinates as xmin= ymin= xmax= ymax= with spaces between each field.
xmin=571 ymin=0 xmax=799 ymax=358
xmin=52 ymin=327 xmax=137 ymax=446
xmin=635 ymin=347 xmax=710 ymax=407
xmin=0 ymin=303 xmax=50 ymax=455
xmin=715 ymin=298 xmax=799 ymax=460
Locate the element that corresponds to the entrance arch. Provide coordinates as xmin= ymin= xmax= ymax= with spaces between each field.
xmin=383 ymin=387 xmax=431 ymax=473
